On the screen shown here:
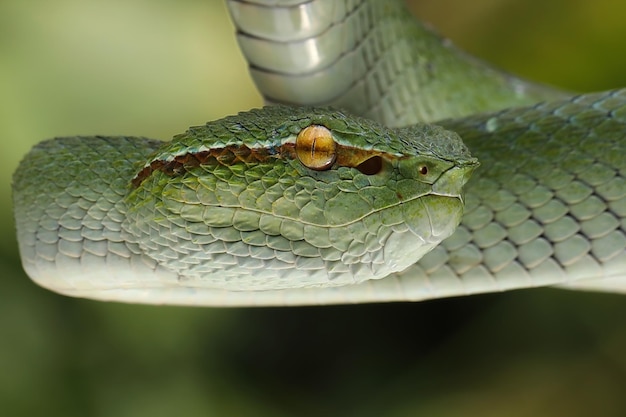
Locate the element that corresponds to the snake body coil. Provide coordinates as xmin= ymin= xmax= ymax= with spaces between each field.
xmin=12 ymin=0 xmax=626 ymax=305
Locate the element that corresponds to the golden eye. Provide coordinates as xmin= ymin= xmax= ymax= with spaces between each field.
xmin=295 ymin=125 xmax=336 ymax=171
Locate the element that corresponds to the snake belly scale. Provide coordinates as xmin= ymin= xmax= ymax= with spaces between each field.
xmin=12 ymin=0 xmax=626 ymax=306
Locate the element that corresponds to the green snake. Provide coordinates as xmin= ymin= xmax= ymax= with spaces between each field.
xmin=12 ymin=0 xmax=626 ymax=306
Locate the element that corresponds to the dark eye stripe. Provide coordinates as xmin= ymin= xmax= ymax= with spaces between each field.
xmin=131 ymin=134 xmax=403 ymax=188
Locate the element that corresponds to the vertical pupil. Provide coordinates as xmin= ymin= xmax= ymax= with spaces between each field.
xmin=295 ymin=125 xmax=336 ymax=170
xmin=310 ymin=137 xmax=317 ymax=158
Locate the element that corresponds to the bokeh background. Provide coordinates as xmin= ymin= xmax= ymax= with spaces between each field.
xmin=3 ymin=1 xmax=626 ymax=416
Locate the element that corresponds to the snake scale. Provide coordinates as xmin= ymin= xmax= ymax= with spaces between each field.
xmin=12 ymin=0 xmax=626 ymax=306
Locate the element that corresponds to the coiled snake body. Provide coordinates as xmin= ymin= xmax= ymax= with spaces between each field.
xmin=12 ymin=0 xmax=626 ymax=306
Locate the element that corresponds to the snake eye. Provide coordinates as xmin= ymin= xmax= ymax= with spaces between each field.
xmin=419 ymin=165 xmax=428 ymax=175
xmin=295 ymin=125 xmax=336 ymax=170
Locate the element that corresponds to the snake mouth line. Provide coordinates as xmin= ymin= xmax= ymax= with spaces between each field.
xmin=161 ymin=189 xmax=461 ymax=232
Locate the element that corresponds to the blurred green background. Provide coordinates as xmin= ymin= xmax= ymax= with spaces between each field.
xmin=2 ymin=1 xmax=626 ymax=416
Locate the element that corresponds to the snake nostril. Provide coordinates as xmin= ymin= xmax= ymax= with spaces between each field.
xmin=356 ymin=155 xmax=383 ymax=175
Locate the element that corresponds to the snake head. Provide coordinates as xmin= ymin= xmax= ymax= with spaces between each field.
xmin=124 ymin=106 xmax=478 ymax=291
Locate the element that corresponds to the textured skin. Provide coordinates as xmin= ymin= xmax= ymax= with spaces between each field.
xmin=12 ymin=136 xmax=181 ymax=294
xmin=11 ymin=0 xmax=626 ymax=305
xmin=13 ymin=107 xmax=476 ymax=304
xmin=403 ymin=90 xmax=626 ymax=297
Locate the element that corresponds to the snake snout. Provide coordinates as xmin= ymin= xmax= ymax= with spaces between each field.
xmin=431 ymin=160 xmax=479 ymax=197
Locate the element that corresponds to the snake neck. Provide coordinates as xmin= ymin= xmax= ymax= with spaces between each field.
xmin=228 ymin=0 xmax=566 ymax=126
